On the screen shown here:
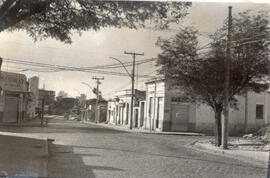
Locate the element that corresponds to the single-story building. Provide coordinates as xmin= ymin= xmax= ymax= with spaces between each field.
xmin=81 ymin=98 xmax=107 ymax=122
xmin=0 ymin=71 xmax=31 ymax=124
xmin=144 ymin=78 xmax=269 ymax=135
xmin=107 ymin=89 xmax=146 ymax=128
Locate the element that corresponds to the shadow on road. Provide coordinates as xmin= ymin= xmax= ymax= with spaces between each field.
xmin=69 ymin=145 xmax=267 ymax=171
xmin=48 ymin=143 xmax=124 ymax=178
xmin=0 ymin=119 xmax=127 ymax=134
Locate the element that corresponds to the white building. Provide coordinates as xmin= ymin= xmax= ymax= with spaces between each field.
xmin=144 ymin=79 xmax=269 ymax=135
xmin=107 ymin=89 xmax=146 ymax=128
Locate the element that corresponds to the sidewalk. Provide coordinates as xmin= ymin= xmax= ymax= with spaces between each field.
xmin=191 ymin=140 xmax=269 ymax=168
xmin=0 ymin=133 xmax=49 ymax=177
xmin=82 ymin=121 xmax=205 ymax=136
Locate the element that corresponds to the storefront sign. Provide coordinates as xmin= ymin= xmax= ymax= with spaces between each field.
xmin=0 ymin=72 xmax=27 ymax=92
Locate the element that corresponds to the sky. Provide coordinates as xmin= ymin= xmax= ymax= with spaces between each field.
xmin=0 ymin=2 xmax=269 ymax=99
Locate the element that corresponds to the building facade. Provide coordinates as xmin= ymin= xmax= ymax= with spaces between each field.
xmin=0 ymin=71 xmax=30 ymax=124
xmin=107 ymin=89 xmax=146 ymax=128
xmin=81 ymin=99 xmax=107 ymax=122
xmin=144 ymin=79 xmax=270 ymax=135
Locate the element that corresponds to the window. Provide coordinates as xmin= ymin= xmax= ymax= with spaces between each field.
xmin=256 ymin=104 xmax=264 ymax=119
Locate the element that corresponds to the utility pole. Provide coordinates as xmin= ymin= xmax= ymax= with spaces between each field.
xmin=222 ymin=6 xmax=232 ymax=149
xmin=124 ymin=51 xmax=144 ymax=130
xmin=92 ymin=76 xmax=104 ymax=123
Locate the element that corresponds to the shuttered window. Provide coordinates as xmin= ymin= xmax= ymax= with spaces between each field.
xmin=256 ymin=104 xmax=264 ymax=120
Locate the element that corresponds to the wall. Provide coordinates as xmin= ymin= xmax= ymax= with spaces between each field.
xmin=163 ymin=83 xmax=197 ymax=132
xmin=0 ymin=72 xmax=28 ymax=123
xmin=195 ymin=91 xmax=268 ymax=135
xmin=245 ymin=91 xmax=267 ymax=132
xmin=145 ymin=81 xmax=165 ymax=131
xmin=108 ymin=89 xmax=145 ymax=128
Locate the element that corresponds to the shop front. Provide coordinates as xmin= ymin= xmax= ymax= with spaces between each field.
xmin=0 ymin=71 xmax=29 ymax=124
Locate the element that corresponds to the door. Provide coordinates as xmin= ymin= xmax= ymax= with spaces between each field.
xmin=140 ymin=102 xmax=145 ymax=127
xmin=3 ymin=96 xmax=19 ymax=123
xmin=156 ymin=97 xmax=163 ymax=129
xmin=171 ymin=104 xmax=189 ymax=131
xmin=134 ymin=109 xmax=138 ymax=128
xmin=126 ymin=103 xmax=129 ymax=125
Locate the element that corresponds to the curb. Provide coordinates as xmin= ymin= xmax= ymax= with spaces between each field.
xmin=191 ymin=142 xmax=269 ymax=168
xmin=81 ymin=121 xmax=205 ymax=136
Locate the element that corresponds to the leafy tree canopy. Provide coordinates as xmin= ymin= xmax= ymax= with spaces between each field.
xmin=0 ymin=0 xmax=191 ymax=43
xmin=156 ymin=10 xmax=270 ymax=111
xmin=156 ymin=9 xmax=270 ymax=146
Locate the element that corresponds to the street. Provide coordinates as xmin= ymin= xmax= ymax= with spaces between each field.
xmin=1 ymin=116 xmax=265 ymax=178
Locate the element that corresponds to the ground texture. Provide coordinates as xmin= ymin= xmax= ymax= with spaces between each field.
xmin=0 ymin=116 xmax=268 ymax=178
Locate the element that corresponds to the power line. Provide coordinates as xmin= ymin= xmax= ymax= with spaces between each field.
xmin=1 ymin=57 xmax=155 ymax=78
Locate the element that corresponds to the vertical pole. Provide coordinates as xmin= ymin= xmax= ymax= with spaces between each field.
xmin=244 ymin=89 xmax=248 ymax=134
xmin=93 ymin=77 xmax=104 ymax=123
xmin=130 ymin=54 xmax=135 ymax=130
xmin=222 ymin=6 xmax=232 ymax=149
xmin=41 ymin=98 xmax=44 ymax=127
xmin=124 ymin=52 xmax=144 ymax=130
xmin=96 ymin=79 xmax=99 ymax=123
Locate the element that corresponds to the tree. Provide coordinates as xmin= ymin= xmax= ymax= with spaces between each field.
xmin=57 ymin=90 xmax=68 ymax=99
xmin=0 ymin=0 xmax=191 ymax=43
xmin=156 ymin=10 xmax=270 ymax=147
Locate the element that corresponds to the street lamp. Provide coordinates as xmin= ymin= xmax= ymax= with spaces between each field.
xmin=109 ymin=57 xmax=131 ymax=78
xmin=109 ymin=57 xmax=134 ymax=129
xmin=82 ymin=82 xmax=94 ymax=91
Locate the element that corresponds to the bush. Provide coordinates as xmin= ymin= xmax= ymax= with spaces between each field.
xmin=262 ymin=132 xmax=270 ymax=144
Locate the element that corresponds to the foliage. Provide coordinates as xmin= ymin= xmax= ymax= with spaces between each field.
xmin=57 ymin=90 xmax=68 ymax=99
xmin=0 ymin=0 xmax=191 ymax=43
xmin=55 ymin=97 xmax=77 ymax=115
xmin=156 ymin=10 xmax=270 ymax=111
xmin=156 ymin=10 xmax=270 ymax=146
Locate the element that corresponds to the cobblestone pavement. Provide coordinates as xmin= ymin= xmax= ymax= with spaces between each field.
xmin=0 ymin=117 xmax=268 ymax=178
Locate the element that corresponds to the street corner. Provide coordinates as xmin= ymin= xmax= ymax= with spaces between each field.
xmin=0 ymin=134 xmax=49 ymax=177
xmin=190 ymin=139 xmax=269 ymax=168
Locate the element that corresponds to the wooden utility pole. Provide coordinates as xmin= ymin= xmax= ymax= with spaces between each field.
xmin=92 ymin=76 xmax=104 ymax=123
xmin=124 ymin=51 xmax=144 ymax=130
xmin=222 ymin=6 xmax=232 ymax=149
xmin=41 ymin=98 xmax=45 ymax=127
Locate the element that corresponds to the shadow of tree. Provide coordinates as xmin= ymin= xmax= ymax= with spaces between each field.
xmin=48 ymin=143 xmax=124 ymax=178
xmin=69 ymin=145 xmax=267 ymax=171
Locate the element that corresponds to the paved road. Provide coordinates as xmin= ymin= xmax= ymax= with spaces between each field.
xmin=1 ymin=116 xmax=267 ymax=178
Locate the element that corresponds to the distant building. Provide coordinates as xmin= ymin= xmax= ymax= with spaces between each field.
xmin=107 ymin=89 xmax=146 ymax=128
xmin=81 ymin=98 xmax=107 ymax=122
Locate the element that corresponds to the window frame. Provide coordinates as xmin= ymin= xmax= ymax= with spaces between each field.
xmin=255 ymin=104 xmax=264 ymax=120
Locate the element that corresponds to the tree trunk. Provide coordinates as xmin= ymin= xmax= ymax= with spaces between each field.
xmin=214 ymin=109 xmax=222 ymax=147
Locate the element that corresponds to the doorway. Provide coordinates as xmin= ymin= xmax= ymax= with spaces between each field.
xmin=3 ymin=95 xmax=19 ymax=123
xmin=171 ymin=104 xmax=189 ymax=131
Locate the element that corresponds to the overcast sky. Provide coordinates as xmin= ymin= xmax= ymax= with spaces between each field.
xmin=0 ymin=2 xmax=269 ymax=99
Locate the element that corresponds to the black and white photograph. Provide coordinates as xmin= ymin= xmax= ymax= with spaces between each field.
xmin=0 ymin=0 xmax=269 ymax=177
